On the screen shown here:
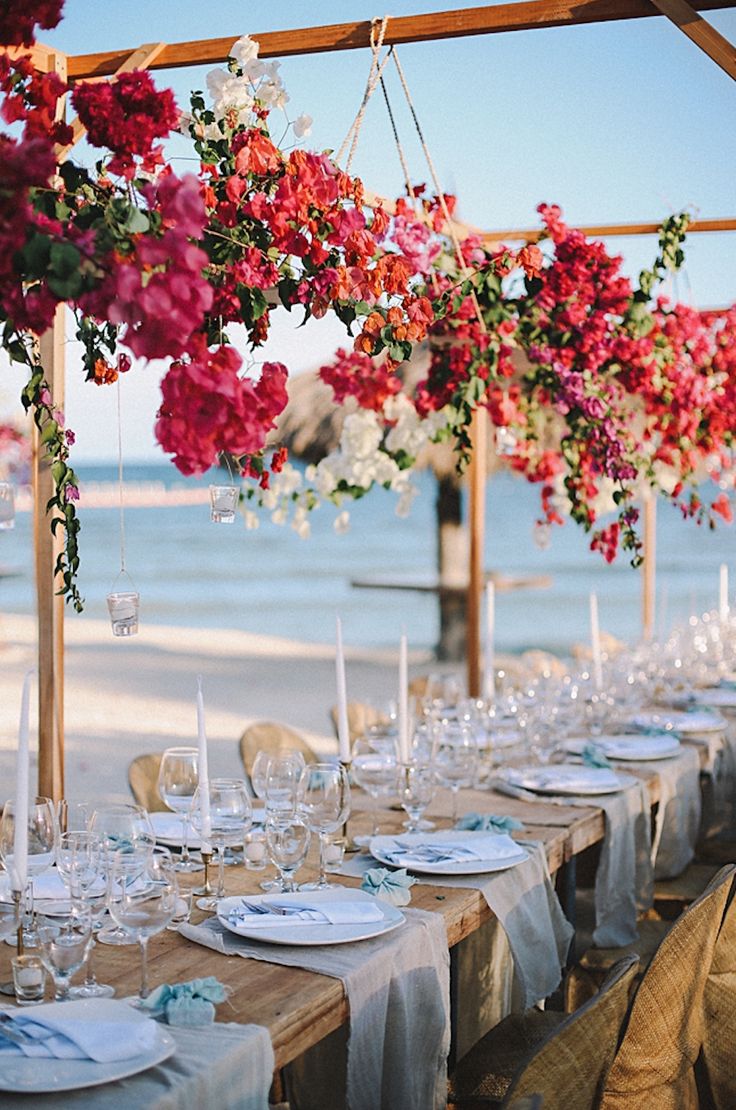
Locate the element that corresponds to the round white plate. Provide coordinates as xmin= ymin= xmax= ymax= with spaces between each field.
xmin=0 ymin=1007 xmax=175 ymax=1093
xmin=369 ymin=831 xmax=529 ymax=876
xmin=688 ymin=689 xmax=736 ymax=710
xmin=563 ymin=734 xmax=682 ymax=762
xmin=217 ymin=889 xmax=404 ymax=946
xmin=632 ymin=710 xmax=727 ymax=734
xmin=150 ymin=809 xmax=264 ymax=849
xmin=503 ymin=765 xmax=624 ymax=796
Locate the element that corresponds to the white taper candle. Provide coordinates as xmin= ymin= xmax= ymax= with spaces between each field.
xmin=12 ymin=670 xmax=34 ymax=893
xmin=589 ymin=593 xmax=603 ymax=692
xmin=719 ymin=564 xmax=729 ymax=624
xmin=335 ymin=617 xmax=351 ymax=763
xmin=483 ymin=581 xmax=496 ymax=702
xmin=196 ymin=675 xmax=211 ymax=845
xmin=398 ymin=632 xmax=409 ymax=764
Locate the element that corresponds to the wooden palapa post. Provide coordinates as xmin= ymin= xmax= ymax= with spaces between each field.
xmin=466 ymin=409 xmax=487 ymax=697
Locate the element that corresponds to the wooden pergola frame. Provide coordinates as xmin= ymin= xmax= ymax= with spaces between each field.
xmin=17 ymin=0 xmax=735 ymax=797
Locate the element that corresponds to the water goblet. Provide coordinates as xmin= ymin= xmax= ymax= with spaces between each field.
xmin=38 ymin=904 xmax=93 ymax=1002
xmin=88 ymin=804 xmax=155 ymax=945
xmin=0 ymin=797 xmax=58 ymax=949
xmin=433 ymin=720 xmax=479 ymax=822
xmin=157 ymin=746 xmax=203 ymax=873
xmin=297 ymin=763 xmax=350 ymax=890
xmin=264 ymin=752 xmax=306 ymax=816
xmin=190 ymin=779 xmax=252 ymax=910
xmin=351 ymin=738 xmax=396 ymax=838
xmin=56 ymin=831 xmax=114 ymax=999
xmin=264 ymin=814 xmax=310 ymax=892
xmin=397 ymin=763 xmax=436 ymax=833
xmin=108 ymin=847 xmax=177 ymax=1002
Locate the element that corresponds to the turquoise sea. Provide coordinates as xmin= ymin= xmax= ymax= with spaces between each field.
xmin=0 ymin=462 xmax=732 ymax=654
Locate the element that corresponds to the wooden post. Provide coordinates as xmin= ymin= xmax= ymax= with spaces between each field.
xmin=35 ymin=304 xmax=66 ymax=802
xmin=642 ymin=494 xmax=657 ymax=641
xmin=466 ymin=409 xmax=487 ymax=696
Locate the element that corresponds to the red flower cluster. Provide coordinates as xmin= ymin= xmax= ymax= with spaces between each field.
xmin=155 ymin=346 xmax=288 ymax=475
xmin=0 ymin=0 xmax=63 ymax=46
xmin=319 ymin=348 xmax=402 ymax=412
xmin=72 ymin=71 xmax=179 ymax=177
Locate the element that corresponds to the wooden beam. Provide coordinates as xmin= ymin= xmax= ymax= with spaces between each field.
xmin=649 ymin=0 xmax=736 ymax=79
xmin=65 ymin=0 xmax=736 ymax=80
xmin=466 ymin=409 xmax=487 ymax=697
xmin=480 ymin=216 xmax=736 ymax=241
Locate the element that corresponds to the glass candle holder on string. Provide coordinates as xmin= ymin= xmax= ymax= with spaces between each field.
xmin=0 ymin=482 xmax=15 ymax=529
xmin=209 ymin=483 xmax=239 ymax=524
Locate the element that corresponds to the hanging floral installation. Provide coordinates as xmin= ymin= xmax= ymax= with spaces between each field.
xmin=1 ymin=2 xmax=733 ymax=607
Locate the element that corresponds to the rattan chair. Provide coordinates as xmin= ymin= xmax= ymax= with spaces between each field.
xmin=697 ymin=869 xmax=736 ymax=1108
xmin=238 ymin=720 xmax=318 ymax=780
xmin=600 ymin=864 xmax=736 ymax=1110
xmin=127 ymin=752 xmax=167 ymax=812
xmin=329 ymin=701 xmax=389 ymax=747
xmin=449 ymin=956 xmax=639 ymax=1109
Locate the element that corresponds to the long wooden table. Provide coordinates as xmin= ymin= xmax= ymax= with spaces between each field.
xmin=0 ymin=744 xmax=711 ymax=1072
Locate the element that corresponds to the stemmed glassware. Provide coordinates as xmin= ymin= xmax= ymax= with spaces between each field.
xmin=264 ymin=814 xmax=310 ymax=892
xmin=88 ymin=803 xmax=155 ymax=945
xmin=351 ymin=738 xmax=396 ymax=838
xmin=38 ymin=904 xmax=93 ymax=1001
xmin=55 ymin=831 xmax=114 ymax=998
xmin=0 ymin=797 xmax=58 ymax=949
xmin=157 ymin=747 xmax=203 ymax=873
xmin=297 ymin=763 xmax=350 ymax=891
xmin=433 ymin=720 xmax=479 ymax=823
xmin=262 ymin=752 xmax=306 ymax=815
xmin=190 ymin=779 xmax=252 ymax=910
xmin=396 ymin=763 xmax=437 ymax=833
xmin=107 ymin=847 xmax=178 ymax=1002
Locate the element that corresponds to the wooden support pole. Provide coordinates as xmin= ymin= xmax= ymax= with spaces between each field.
xmin=642 ymin=494 xmax=657 ymax=641
xmin=65 ymin=0 xmax=736 ymax=80
xmin=466 ymin=409 xmax=487 ymax=697
xmin=479 ymin=216 xmax=736 ymax=242
xmin=35 ymin=304 xmax=66 ymax=803
xmin=649 ymin=0 xmax=736 ymax=80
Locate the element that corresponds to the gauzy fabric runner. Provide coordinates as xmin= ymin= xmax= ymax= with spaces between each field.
xmin=342 ymin=841 xmax=572 ymax=1008
xmin=622 ymin=746 xmax=701 ymax=880
xmin=0 ymin=1022 xmax=274 ymax=1110
xmin=180 ymin=907 xmax=450 ymax=1110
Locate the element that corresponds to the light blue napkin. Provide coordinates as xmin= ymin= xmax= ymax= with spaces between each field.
xmin=582 ymin=743 xmax=612 ymax=769
xmin=139 ymin=977 xmax=229 ymax=1026
xmin=455 ymin=812 xmax=524 ymax=833
xmin=361 ymin=867 xmax=415 ymax=906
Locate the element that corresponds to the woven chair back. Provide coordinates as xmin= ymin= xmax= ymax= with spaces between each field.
xmin=127 ymin=752 xmax=167 ymax=812
xmin=329 ymin=702 xmax=390 ymax=747
xmin=239 ymin=721 xmax=317 ymax=779
xmin=698 ymin=870 xmax=736 ymax=1108
xmin=502 ymin=955 xmax=639 ymax=1110
xmin=601 ymin=864 xmax=736 ymax=1110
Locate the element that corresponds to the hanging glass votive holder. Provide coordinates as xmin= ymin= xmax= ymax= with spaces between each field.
xmin=0 ymin=482 xmax=16 ymax=530
xmin=495 ymin=427 xmax=518 ymax=457
xmin=209 ymin=484 xmax=239 ymax=524
xmin=107 ymin=573 xmax=139 ymax=637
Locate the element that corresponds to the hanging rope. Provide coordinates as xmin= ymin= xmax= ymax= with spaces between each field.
xmin=116 ymin=374 xmax=127 ymax=575
xmin=378 ymin=64 xmax=415 ymax=206
xmin=336 ymin=15 xmax=391 ymax=172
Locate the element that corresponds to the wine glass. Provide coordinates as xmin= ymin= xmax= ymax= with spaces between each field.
xmin=157 ymin=747 xmax=203 ymax=873
xmin=351 ymin=738 xmax=396 ymax=837
xmin=0 ymin=797 xmax=57 ymax=949
xmin=264 ymin=752 xmax=306 ymax=816
xmin=397 ymin=763 xmax=436 ymax=833
xmin=38 ymin=904 xmax=93 ymax=1001
xmin=55 ymin=831 xmax=114 ymax=999
xmin=433 ymin=721 xmax=479 ymax=822
xmin=88 ymin=804 xmax=155 ymax=945
xmin=107 ymin=847 xmax=178 ymax=1002
xmin=297 ymin=763 xmax=350 ymax=890
xmin=264 ymin=814 xmax=310 ymax=892
xmin=190 ymin=779 xmax=252 ymax=910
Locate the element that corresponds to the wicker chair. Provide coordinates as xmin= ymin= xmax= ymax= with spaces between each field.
xmin=127 ymin=752 xmax=167 ymax=812
xmin=238 ymin=721 xmax=318 ymax=781
xmin=696 ymin=868 xmax=736 ymax=1108
xmin=329 ymin=701 xmax=390 ymax=747
xmin=449 ymin=955 xmax=639 ymax=1109
xmin=600 ymin=864 xmax=736 ymax=1110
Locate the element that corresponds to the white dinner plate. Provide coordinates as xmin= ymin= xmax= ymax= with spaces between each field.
xmin=217 ymin=889 xmax=404 ymax=946
xmin=563 ymin=734 xmax=682 ymax=762
xmin=685 ymin=689 xmax=736 ymax=711
xmin=0 ymin=870 xmax=105 ymax=918
xmin=150 ymin=809 xmax=264 ymax=849
xmin=369 ymin=830 xmax=529 ymax=876
xmin=502 ymin=765 xmax=624 ymax=796
xmin=631 ymin=709 xmax=727 ymax=734
xmin=0 ymin=1003 xmax=175 ymax=1093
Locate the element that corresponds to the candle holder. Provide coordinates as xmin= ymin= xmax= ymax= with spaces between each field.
xmin=193 ymin=850 xmax=213 ymax=897
xmin=340 ymin=760 xmax=360 ymax=853
xmin=0 ymin=889 xmax=24 ymax=997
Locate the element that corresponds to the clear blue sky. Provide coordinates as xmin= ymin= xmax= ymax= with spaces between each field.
xmin=2 ymin=0 xmax=734 ymax=461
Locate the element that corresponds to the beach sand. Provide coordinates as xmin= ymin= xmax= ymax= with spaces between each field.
xmin=0 ymin=613 xmax=435 ymax=806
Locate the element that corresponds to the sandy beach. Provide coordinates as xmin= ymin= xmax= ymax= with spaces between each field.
xmin=0 ymin=613 xmax=436 ymax=807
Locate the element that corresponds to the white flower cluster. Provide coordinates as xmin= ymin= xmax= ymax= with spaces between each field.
xmin=200 ymin=35 xmax=311 ymax=139
xmin=240 ymin=395 xmax=454 ymax=537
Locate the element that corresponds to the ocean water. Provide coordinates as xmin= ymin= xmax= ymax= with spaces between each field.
xmin=0 ymin=462 xmax=732 ymax=654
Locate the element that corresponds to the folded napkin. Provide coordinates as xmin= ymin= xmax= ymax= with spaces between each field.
xmin=227 ymin=894 xmax=384 ymax=927
xmin=582 ymin=744 xmax=613 ymax=769
xmin=455 ymin=813 xmax=524 ymax=833
xmin=361 ymin=867 xmax=415 ymax=906
xmin=139 ymin=976 xmax=229 ymax=1027
xmin=0 ymin=999 xmax=158 ymax=1061
xmin=385 ymin=832 xmax=521 ymax=866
